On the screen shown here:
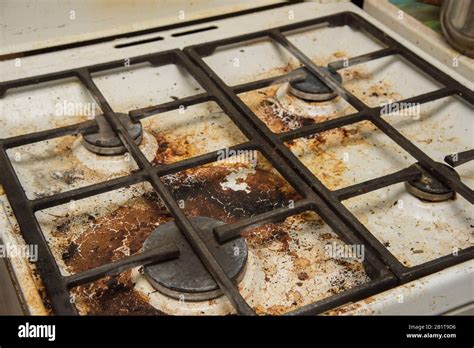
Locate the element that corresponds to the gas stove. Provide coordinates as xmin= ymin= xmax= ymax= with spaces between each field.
xmin=0 ymin=1 xmax=472 ymax=316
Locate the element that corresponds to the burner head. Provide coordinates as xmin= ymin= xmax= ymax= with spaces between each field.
xmin=405 ymin=163 xmax=459 ymax=202
xmin=82 ymin=113 xmax=142 ymax=155
xmin=143 ymin=216 xmax=248 ymax=301
xmin=288 ymin=67 xmax=342 ymax=102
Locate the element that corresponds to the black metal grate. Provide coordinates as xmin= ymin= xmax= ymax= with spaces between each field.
xmin=185 ymin=11 xmax=474 ymax=284
xmin=0 ymin=11 xmax=471 ymax=316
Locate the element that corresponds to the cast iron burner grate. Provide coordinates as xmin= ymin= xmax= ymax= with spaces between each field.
xmin=0 ymin=12 xmax=472 ymax=316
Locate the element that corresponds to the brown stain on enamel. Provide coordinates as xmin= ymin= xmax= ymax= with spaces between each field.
xmin=255 ymin=304 xmax=291 ymax=315
xmin=63 ymin=159 xmax=299 ymax=315
xmin=164 ymin=164 xmax=299 ymax=223
xmin=242 ymin=223 xmax=291 ymax=252
xmin=62 ymin=57 xmax=389 ymax=315
xmin=32 ymin=53 xmax=400 ymax=315
xmin=152 ymin=133 xmax=197 ymax=165
xmin=239 ymin=61 xmax=396 ymax=191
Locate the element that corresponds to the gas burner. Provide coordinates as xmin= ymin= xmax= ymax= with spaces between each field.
xmin=267 ymin=66 xmax=349 ymax=127
xmin=405 ymin=163 xmax=459 ymax=202
xmin=288 ymin=67 xmax=342 ymax=102
xmin=273 ymin=84 xmax=348 ymax=121
xmin=82 ymin=113 xmax=143 ymax=155
xmin=143 ymin=216 xmax=248 ymax=301
xmin=72 ymin=131 xmax=157 ymax=174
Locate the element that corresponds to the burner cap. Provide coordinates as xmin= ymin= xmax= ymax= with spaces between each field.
xmin=143 ymin=216 xmax=248 ymax=301
xmin=405 ymin=163 xmax=459 ymax=202
xmin=82 ymin=113 xmax=142 ymax=155
xmin=288 ymin=67 xmax=342 ymax=102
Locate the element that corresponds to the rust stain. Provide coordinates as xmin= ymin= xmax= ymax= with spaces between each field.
xmin=242 ymin=211 xmax=369 ymax=315
xmin=255 ymin=304 xmax=291 ymax=315
xmin=242 ymin=223 xmax=291 ymax=252
xmin=64 ymin=199 xmax=170 ymax=273
xmin=287 ymin=122 xmax=379 ymax=190
xmin=240 ymin=87 xmax=290 ymax=134
xmin=325 ymin=302 xmax=364 ymax=315
xmin=163 ymin=164 xmax=299 ymax=223
xmin=152 ymin=133 xmax=196 ymax=165
xmin=60 ymin=160 xmax=298 ymax=315
xmin=238 ymin=58 xmax=399 ymax=192
xmin=64 ymin=197 xmax=170 ymax=315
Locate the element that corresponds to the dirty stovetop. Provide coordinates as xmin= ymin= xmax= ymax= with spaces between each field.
xmin=0 ymin=5 xmax=472 ymax=316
